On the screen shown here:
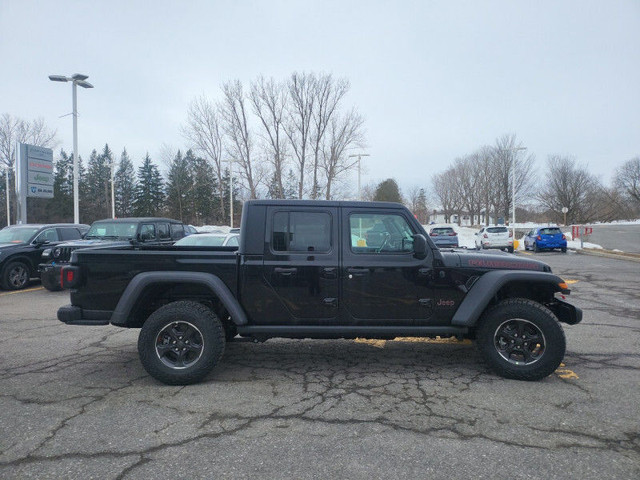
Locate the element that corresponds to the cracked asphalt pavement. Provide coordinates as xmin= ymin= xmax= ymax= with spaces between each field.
xmin=1 ymin=252 xmax=639 ymax=479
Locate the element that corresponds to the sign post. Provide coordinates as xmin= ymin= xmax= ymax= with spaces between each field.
xmin=15 ymin=143 xmax=54 ymax=224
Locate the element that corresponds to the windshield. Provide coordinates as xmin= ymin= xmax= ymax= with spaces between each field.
xmin=175 ymin=235 xmax=227 ymax=246
xmin=0 ymin=227 xmax=40 ymax=244
xmin=85 ymin=222 xmax=138 ymax=239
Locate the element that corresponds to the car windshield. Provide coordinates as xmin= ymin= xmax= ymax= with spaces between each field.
xmin=431 ymin=228 xmax=455 ymax=235
xmin=540 ymin=228 xmax=562 ymax=235
xmin=175 ymin=235 xmax=227 ymax=246
xmin=487 ymin=227 xmax=508 ymax=233
xmin=0 ymin=227 xmax=40 ymax=243
xmin=85 ymin=222 xmax=138 ymax=239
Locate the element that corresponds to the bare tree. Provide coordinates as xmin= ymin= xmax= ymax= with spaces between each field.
xmin=182 ymin=95 xmax=226 ymax=219
xmin=0 ymin=114 xmax=58 ymax=169
xmin=432 ymin=169 xmax=457 ymax=223
xmin=221 ymin=80 xmax=261 ymax=199
xmin=320 ymin=109 xmax=365 ymax=200
xmin=614 ymin=156 xmax=640 ymax=206
xmin=310 ymin=74 xmax=349 ymax=199
xmin=475 ymin=146 xmax=496 ymax=224
xmin=537 ymin=155 xmax=602 ymax=224
xmin=285 ymin=72 xmax=316 ymax=199
xmin=250 ymin=76 xmax=289 ymax=198
xmin=491 ymin=134 xmax=536 ymax=222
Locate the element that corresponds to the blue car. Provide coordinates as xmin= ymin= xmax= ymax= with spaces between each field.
xmin=523 ymin=227 xmax=567 ymax=253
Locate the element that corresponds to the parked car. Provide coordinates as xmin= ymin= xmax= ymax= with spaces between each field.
xmin=174 ymin=232 xmax=239 ymax=247
xmin=0 ymin=223 xmax=89 ymax=290
xmin=39 ymin=217 xmax=186 ymax=291
xmin=523 ymin=227 xmax=567 ymax=253
xmin=475 ymin=226 xmax=514 ymax=253
xmin=429 ymin=226 xmax=459 ymax=248
xmin=184 ymin=225 xmax=199 ymax=235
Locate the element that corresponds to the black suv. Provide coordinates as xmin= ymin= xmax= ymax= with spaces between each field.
xmin=39 ymin=217 xmax=186 ymax=291
xmin=0 ymin=224 xmax=89 ymax=290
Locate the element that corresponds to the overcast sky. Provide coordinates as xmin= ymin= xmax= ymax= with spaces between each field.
xmin=1 ymin=0 xmax=638 ymax=194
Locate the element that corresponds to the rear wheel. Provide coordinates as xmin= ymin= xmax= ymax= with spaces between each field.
xmin=138 ymin=301 xmax=225 ymax=385
xmin=476 ymin=298 xmax=565 ymax=380
xmin=507 ymin=246 xmax=514 ymax=253
xmin=1 ymin=260 xmax=31 ymax=290
xmin=534 ymin=242 xmax=540 ymax=253
xmin=561 ymin=247 xmax=567 ymax=253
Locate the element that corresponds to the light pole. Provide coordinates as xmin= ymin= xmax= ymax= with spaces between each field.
xmin=508 ymin=147 xmax=527 ymax=241
xmin=49 ymin=73 xmax=94 ymax=224
xmin=3 ymin=166 xmax=9 ymax=226
xmin=348 ymin=153 xmax=370 ymax=200
xmin=110 ymin=161 xmax=116 ymax=219
xmin=227 ymin=158 xmax=241 ymax=228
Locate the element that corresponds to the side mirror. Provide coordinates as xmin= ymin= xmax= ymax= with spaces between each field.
xmin=413 ymin=234 xmax=427 ymax=259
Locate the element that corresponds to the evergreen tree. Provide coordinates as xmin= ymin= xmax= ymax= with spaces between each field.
xmin=45 ymin=149 xmax=74 ymax=221
xmin=284 ymin=169 xmax=298 ymax=199
xmin=373 ymin=178 xmax=402 ymax=203
xmin=165 ymin=150 xmax=192 ymax=222
xmin=187 ymin=150 xmax=218 ymax=224
xmin=133 ymin=153 xmax=164 ymax=216
xmin=114 ymin=148 xmax=136 ymax=218
xmin=84 ymin=145 xmax=112 ymax=222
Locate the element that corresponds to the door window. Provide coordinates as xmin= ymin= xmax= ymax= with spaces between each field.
xmin=34 ymin=228 xmax=59 ymax=243
xmin=271 ymin=211 xmax=331 ymax=253
xmin=140 ymin=224 xmax=156 ymax=241
xmin=349 ymin=213 xmax=415 ymax=253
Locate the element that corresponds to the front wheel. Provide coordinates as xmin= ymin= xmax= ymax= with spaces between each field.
xmin=1 ymin=261 xmax=31 ymax=290
xmin=476 ymin=298 xmax=566 ymax=381
xmin=138 ymin=301 xmax=225 ymax=385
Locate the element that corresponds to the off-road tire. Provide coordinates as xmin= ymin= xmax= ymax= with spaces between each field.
xmin=1 ymin=260 xmax=31 ymax=290
xmin=476 ymin=298 xmax=566 ymax=381
xmin=138 ymin=301 xmax=225 ymax=385
xmin=41 ymin=273 xmax=62 ymax=291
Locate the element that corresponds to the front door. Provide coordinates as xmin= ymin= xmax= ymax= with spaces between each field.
xmin=263 ymin=207 xmax=340 ymax=324
xmin=340 ymin=208 xmax=434 ymax=325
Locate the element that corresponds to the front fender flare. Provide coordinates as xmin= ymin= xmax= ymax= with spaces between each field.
xmin=110 ymin=271 xmax=248 ymax=327
xmin=451 ymin=270 xmax=566 ymax=327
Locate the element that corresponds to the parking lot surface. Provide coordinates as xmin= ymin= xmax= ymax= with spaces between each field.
xmin=1 ymin=251 xmax=639 ymax=479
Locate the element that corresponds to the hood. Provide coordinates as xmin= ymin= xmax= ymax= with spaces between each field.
xmin=440 ymin=251 xmax=550 ymax=272
xmin=56 ymin=239 xmax=133 ymax=248
xmin=0 ymin=242 xmax=25 ymax=251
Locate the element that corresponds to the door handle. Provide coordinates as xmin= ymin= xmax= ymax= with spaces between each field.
xmin=322 ymin=267 xmax=338 ymax=279
xmin=323 ymin=297 xmax=338 ymax=308
xmin=274 ymin=267 xmax=298 ymax=276
xmin=347 ymin=267 xmax=369 ymax=276
xmin=418 ymin=268 xmax=431 ymax=277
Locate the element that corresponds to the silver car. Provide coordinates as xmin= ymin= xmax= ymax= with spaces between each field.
xmin=475 ymin=226 xmax=513 ymax=253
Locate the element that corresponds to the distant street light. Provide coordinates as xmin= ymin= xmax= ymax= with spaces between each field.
xmin=348 ymin=153 xmax=370 ymax=200
xmin=49 ymin=73 xmax=94 ymax=224
xmin=3 ymin=166 xmax=9 ymax=226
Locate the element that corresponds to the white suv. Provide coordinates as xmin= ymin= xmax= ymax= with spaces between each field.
xmin=475 ymin=226 xmax=514 ymax=253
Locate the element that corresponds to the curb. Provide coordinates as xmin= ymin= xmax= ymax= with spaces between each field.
xmin=574 ymin=248 xmax=640 ymax=263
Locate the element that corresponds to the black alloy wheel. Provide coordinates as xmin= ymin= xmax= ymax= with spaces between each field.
xmin=476 ymin=298 xmax=566 ymax=380
xmin=1 ymin=261 xmax=30 ymax=290
xmin=138 ymin=301 xmax=225 ymax=385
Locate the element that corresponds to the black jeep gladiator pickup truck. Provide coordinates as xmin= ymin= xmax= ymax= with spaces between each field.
xmin=58 ymin=200 xmax=581 ymax=385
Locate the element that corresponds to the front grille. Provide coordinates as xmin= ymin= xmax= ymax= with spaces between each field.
xmin=56 ymin=246 xmax=77 ymax=263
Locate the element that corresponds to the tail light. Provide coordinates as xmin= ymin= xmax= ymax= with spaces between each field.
xmin=61 ymin=266 xmax=81 ymax=289
xmin=537 ymin=235 xmax=542 ymax=241
xmin=562 ymin=234 xmax=566 ymax=240
xmin=483 ymin=233 xmax=488 ymax=238
xmin=448 ymin=232 xmax=456 ymax=236
xmin=430 ymin=233 xmax=437 ymax=236
xmin=508 ymin=231 xmax=513 ymax=238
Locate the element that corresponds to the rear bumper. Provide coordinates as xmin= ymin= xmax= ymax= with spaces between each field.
xmin=58 ymin=304 xmax=111 ymax=326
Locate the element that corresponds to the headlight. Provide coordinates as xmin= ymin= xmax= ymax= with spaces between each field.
xmin=53 ymin=247 xmax=62 ymax=258
xmin=42 ymin=248 xmax=52 ymax=258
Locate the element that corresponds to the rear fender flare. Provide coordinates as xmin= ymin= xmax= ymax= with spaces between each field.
xmin=451 ymin=270 xmax=566 ymax=327
xmin=110 ymin=271 xmax=248 ymax=327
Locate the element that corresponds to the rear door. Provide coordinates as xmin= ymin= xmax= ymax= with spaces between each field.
xmin=262 ymin=206 xmax=340 ymax=323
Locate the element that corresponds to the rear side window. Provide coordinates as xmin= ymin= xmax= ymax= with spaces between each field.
xmin=487 ymin=227 xmax=508 ymax=233
xmin=58 ymin=227 xmax=83 ymax=240
xmin=35 ymin=228 xmax=59 ymax=243
xmin=157 ymin=223 xmax=171 ymax=240
xmin=170 ymin=224 xmax=185 ymax=239
xmin=272 ymin=211 xmax=331 ymax=253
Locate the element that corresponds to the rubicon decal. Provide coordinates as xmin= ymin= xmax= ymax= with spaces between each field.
xmin=466 ymin=259 xmax=541 ymax=270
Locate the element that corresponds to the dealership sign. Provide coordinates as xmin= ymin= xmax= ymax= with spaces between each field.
xmin=15 ymin=143 xmax=55 ymax=223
